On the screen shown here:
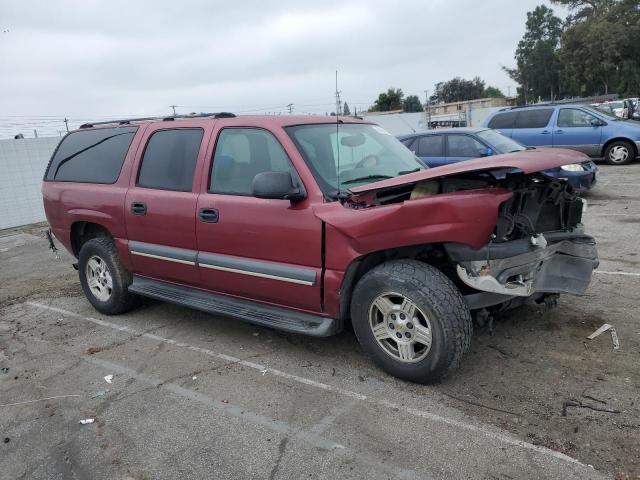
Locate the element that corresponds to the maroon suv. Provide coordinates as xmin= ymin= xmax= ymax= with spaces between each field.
xmin=42 ymin=113 xmax=598 ymax=383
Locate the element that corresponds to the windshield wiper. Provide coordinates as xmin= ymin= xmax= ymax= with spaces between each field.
xmin=340 ymin=174 xmax=393 ymax=185
xmin=398 ymin=168 xmax=421 ymax=175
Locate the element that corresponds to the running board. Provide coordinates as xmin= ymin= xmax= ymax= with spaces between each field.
xmin=128 ymin=276 xmax=340 ymax=337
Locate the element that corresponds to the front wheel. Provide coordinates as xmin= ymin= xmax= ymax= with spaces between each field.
xmin=604 ymin=140 xmax=635 ymax=165
xmin=351 ymin=260 xmax=472 ymax=384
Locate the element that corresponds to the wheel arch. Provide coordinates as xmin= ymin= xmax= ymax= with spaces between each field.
xmin=338 ymin=243 xmax=452 ymax=321
xmin=70 ymin=221 xmax=113 ymax=257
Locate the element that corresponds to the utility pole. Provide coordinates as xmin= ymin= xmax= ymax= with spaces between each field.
xmin=64 ymin=118 xmax=69 ymax=132
xmin=335 ymin=71 xmax=342 ymax=116
xmin=170 ymin=105 xmax=177 ymax=116
xmin=287 ymin=103 xmax=293 ymax=114
xmin=424 ymin=90 xmax=431 ymax=130
xmin=507 ymin=86 xmax=511 ymax=97
xmin=33 ymin=129 xmax=38 ymax=138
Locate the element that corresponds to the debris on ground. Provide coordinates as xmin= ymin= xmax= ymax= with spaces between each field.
xmin=79 ymin=418 xmax=95 ymax=425
xmin=562 ymin=399 xmax=621 ymax=416
xmin=1 ymin=367 xmax=9 ymax=374
xmin=586 ymin=323 xmax=620 ymax=350
xmin=192 ymin=376 xmax=197 ymax=380
xmin=86 ymin=347 xmax=104 ymax=355
xmin=92 ymin=388 xmax=109 ymax=398
xmin=3 ymin=437 xmax=9 ymax=443
xmin=103 ymin=374 xmax=113 ymax=384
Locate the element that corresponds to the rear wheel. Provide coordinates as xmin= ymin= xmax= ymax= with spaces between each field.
xmin=78 ymin=237 xmax=137 ymax=315
xmin=351 ymin=260 xmax=472 ymax=384
xmin=604 ymin=140 xmax=635 ymax=165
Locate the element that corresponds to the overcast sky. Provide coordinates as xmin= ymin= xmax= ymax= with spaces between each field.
xmin=0 ymin=0 xmax=565 ymax=137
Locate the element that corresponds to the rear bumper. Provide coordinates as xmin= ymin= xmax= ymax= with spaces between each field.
xmin=445 ymin=232 xmax=598 ymax=306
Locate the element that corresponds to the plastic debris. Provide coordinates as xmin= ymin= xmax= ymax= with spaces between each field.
xmin=192 ymin=376 xmax=197 ymax=380
xmin=221 ymin=399 xmax=229 ymax=404
xmin=92 ymin=388 xmax=109 ymax=398
xmin=103 ymin=374 xmax=113 ymax=384
xmin=79 ymin=418 xmax=95 ymax=425
xmin=1 ymin=367 xmax=9 ymax=374
xmin=261 ymin=369 xmax=267 ymax=376
xmin=587 ymin=324 xmax=620 ymax=350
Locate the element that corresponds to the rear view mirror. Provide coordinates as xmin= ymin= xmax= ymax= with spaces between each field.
xmin=340 ymin=133 xmax=365 ymax=147
xmin=252 ymin=171 xmax=305 ymax=202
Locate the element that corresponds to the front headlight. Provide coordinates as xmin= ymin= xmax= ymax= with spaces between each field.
xmin=560 ymin=164 xmax=585 ymax=172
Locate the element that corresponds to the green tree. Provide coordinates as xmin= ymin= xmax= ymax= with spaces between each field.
xmin=431 ymin=77 xmax=486 ymax=103
xmin=555 ymin=0 xmax=640 ymax=96
xmin=342 ymin=101 xmax=351 ymax=115
xmin=483 ymin=86 xmax=505 ymax=98
xmin=505 ymin=5 xmax=563 ymax=104
xmin=369 ymin=88 xmax=404 ymax=111
xmin=402 ymin=95 xmax=423 ymax=112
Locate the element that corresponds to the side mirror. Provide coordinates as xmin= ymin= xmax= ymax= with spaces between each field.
xmin=252 ymin=171 xmax=305 ymax=202
xmin=479 ymin=147 xmax=493 ymax=157
xmin=591 ymin=118 xmax=605 ymax=127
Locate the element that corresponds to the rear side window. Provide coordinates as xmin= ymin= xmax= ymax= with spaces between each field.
xmin=137 ymin=129 xmax=204 ymax=192
xmin=400 ymin=137 xmax=416 ymax=149
xmin=45 ymin=126 xmax=137 ymax=183
xmin=514 ymin=109 xmax=553 ymax=128
xmin=416 ymin=135 xmax=444 ymax=157
xmin=210 ymin=128 xmax=297 ymax=196
xmin=487 ymin=112 xmax=517 ymax=129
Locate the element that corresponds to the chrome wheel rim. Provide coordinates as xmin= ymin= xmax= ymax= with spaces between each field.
xmin=368 ymin=292 xmax=432 ymax=363
xmin=609 ymin=145 xmax=629 ymax=163
xmin=85 ymin=255 xmax=113 ymax=302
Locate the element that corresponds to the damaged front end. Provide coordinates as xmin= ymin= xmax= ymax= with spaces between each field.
xmin=445 ymin=176 xmax=599 ymax=309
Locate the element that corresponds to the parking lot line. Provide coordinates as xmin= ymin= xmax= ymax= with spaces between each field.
xmin=84 ymin=356 xmax=424 ymax=480
xmin=25 ymin=301 xmax=588 ymax=468
xmin=595 ymin=270 xmax=640 ymax=277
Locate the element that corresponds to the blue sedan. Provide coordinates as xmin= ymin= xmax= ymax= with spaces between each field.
xmin=398 ymin=127 xmax=597 ymax=192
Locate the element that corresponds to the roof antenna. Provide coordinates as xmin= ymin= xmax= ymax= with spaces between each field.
xmin=335 ymin=70 xmax=342 ymax=195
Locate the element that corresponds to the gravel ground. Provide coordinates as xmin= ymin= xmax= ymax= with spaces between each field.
xmin=1 ymin=164 xmax=638 ymax=479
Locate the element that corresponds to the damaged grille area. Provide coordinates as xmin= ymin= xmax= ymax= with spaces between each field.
xmin=495 ymin=176 xmax=584 ymax=241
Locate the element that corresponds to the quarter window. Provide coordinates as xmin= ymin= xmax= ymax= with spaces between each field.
xmin=45 ymin=126 xmax=137 ymax=183
xmin=447 ymin=135 xmax=485 ymax=157
xmin=416 ymin=135 xmax=444 ymax=157
xmin=210 ymin=128 xmax=297 ymax=195
xmin=514 ymin=109 xmax=553 ymax=128
xmin=137 ymin=129 xmax=203 ymax=192
xmin=487 ymin=112 xmax=517 ymax=129
xmin=557 ymin=109 xmax=598 ymax=128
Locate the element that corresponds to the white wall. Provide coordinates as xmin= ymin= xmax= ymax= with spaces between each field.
xmin=361 ymin=112 xmax=427 ymax=136
xmin=0 ymin=137 xmax=60 ymax=229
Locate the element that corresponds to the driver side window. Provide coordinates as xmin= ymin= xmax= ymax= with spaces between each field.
xmin=557 ymin=109 xmax=597 ymax=128
xmin=210 ymin=128 xmax=297 ymax=196
xmin=447 ymin=135 xmax=485 ymax=157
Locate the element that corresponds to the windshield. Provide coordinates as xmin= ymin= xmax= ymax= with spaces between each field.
xmin=476 ymin=129 xmax=526 ymax=154
xmin=286 ymin=123 xmax=426 ymax=194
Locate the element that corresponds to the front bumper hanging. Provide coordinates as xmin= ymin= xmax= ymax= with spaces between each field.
xmin=445 ymin=232 xmax=599 ymax=306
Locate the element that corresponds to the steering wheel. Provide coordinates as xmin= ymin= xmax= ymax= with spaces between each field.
xmin=355 ymin=154 xmax=380 ymax=169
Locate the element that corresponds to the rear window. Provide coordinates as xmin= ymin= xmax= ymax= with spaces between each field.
xmin=45 ymin=126 xmax=137 ymax=183
xmin=514 ymin=109 xmax=553 ymax=129
xmin=137 ymin=128 xmax=203 ymax=192
xmin=487 ymin=112 xmax=517 ymax=129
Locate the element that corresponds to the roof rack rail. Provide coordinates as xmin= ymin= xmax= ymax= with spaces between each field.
xmin=499 ymin=103 xmax=556 ymax=111
xmin=79 ymin=112 xmax=236 ymax=129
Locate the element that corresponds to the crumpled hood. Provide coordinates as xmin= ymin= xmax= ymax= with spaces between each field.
xmin=349 ymin=148 xmax=588 ymax=194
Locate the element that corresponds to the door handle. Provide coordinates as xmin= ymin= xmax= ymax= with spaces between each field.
xmin=541 ymin=130 xmax=551 ymax=135
xmin=130 ymin=202 xmax=147 ymax=215
xmin=198 ymin=208 xmax=219 ymax=223
xmin=554 ymin=129 xmax=564 ymax=134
